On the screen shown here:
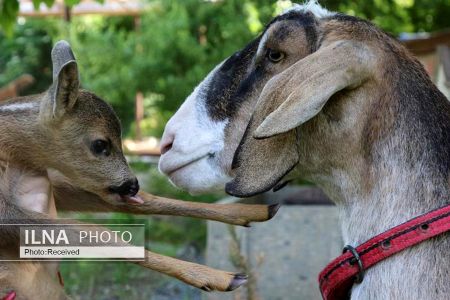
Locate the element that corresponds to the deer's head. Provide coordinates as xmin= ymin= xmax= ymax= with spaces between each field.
xmin=37 ymin=41 xmax=138 ymax=203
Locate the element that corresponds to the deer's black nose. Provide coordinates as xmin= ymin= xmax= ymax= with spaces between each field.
xmin=109 ymin=178 xmax=139 ymax=196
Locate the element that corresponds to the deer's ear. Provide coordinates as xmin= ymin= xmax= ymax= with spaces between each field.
xmin=41 ymin=41 xmax=79 ymax=121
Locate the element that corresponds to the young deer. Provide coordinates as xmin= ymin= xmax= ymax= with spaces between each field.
xmin=0 ymin=41 xmax=279 ymax=299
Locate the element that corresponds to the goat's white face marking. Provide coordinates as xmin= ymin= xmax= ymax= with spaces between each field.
xmin=0 ymin=102 xmax=37 ymax=112
xmin=159 ymin=63 xmax=232 ymax=194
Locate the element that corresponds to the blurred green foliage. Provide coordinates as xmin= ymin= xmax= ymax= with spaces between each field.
xmin=0 ymin=0 xmax=103 ymax=34
xmin=65 ymin=0 xmax=276 ymax=135
xmin=0 ymin=19 xmax=54 ymax=94
xmin=325 ymin=0 xmax=450 ymax=34
xmin=2 ymin=0 xmax=449 ymax=136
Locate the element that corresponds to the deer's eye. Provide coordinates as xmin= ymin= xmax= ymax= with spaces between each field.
xmin=267 ymin=49 xmax=285 ymax=63
xmin=91 ymin=139 xmax=111 ymax=156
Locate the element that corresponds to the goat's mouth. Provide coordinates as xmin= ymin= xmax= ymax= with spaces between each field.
xmin=160 ymin=152 xmax=213 ymax=177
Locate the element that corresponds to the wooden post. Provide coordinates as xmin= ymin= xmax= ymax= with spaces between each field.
xmin=134 ymin=15 xmax=143 ymax=140
xmin=135 ymin=91 xmax=144 ymax=140
xmin=63 ymin=5 xmax=71 ymax=22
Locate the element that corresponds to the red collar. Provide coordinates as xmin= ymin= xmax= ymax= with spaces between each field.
xmin=319 ymin=203 xmax=450 ymax=300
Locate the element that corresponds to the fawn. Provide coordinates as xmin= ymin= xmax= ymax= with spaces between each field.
xmin=0 ymin=41 xmax=279 ymax=299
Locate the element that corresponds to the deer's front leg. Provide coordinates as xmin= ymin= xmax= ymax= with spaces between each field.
xmin=52 ymin=180 xmax=280 ymax=226
xmin=123 ymin=191 xmax=280 ymax=227
xmin=137 ymin=250 xmax=247 ymax=292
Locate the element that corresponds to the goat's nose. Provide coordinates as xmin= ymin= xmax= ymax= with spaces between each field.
xmin=109 ymin=178 xmax=139 ymax=196
xmin=160 ymin=131 xmax=175 ymax=155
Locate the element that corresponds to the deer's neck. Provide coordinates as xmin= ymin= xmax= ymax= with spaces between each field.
xmin=0 ymin=95 xmax=48 ymax=169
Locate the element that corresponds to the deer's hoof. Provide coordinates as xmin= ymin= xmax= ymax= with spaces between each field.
xmin=226 ymin=273 xmax=248 ymax=291
xmin=268 ymin=203 xmax=281 ymax=220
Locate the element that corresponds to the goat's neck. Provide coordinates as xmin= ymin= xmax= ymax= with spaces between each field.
xmin=325 ymin=145 xmax=449 ymax=246
xmin=314 ymin=130 xmax=449 ymax=299
xmin=0 ymin=95 xmax=48 ymax=169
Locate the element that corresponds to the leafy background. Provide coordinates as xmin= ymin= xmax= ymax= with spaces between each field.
xmin=0 ymin=0 xmax=449 ymax=299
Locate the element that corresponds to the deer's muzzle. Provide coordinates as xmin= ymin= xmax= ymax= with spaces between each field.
xmin=108 ymin=178 xmax=139 ymax=196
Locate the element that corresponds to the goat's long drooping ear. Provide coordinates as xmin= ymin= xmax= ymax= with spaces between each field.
xmin=254 ymin=40 xmax=375 ymax=138
xmin=225 ymin=67 xmax=301 ymax=197
xmin=226 ymin=41 xmax=375 ymax=197
xmin=41 ymin=40 xmax=79 ymax=121
xmin=226 ymin=120 xmax=299 ymax=197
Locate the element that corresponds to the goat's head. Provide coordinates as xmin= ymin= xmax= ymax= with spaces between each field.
xmin=159 ymin=3 xmax=334 ymax=194
xmin=160 ymin=2 xmax=443 ymax=197
xmin=38 ymin=41 xmax=138 ymax=203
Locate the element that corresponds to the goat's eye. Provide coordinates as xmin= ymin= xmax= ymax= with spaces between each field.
xmin=91 ymin=139 xmax=111 ymax=156
xmin=267 ymin=49 xmax=285 ymax=63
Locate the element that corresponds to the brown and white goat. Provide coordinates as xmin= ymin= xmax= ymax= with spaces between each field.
xmin=0 ymin=41 xmax=279 ymax=299
xmin=160 ymin=2 xmax=450 ymax=299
